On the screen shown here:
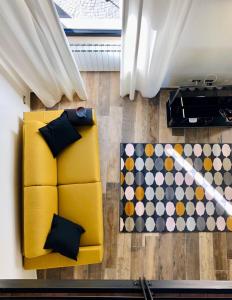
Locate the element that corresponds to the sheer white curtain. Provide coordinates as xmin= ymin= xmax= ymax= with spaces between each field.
xmin=120 ymin=0 xmax=192 ymax=100
xmin=0 ymin=0 xmax=87 ymax=107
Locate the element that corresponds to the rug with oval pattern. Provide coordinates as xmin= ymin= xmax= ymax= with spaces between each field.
xmin=120 ymin=143 xmax=232 ymax=232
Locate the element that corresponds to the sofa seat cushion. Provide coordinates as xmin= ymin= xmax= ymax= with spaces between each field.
xmin=58 ymin=182 xmax=103 ymax=247
xmin=24 ymin=186 xmax=58 ymax=258
xmin=23 ymin=121 xmax=57 ymax=186
xmin=57 ymin=125 xmax=100 ymax=184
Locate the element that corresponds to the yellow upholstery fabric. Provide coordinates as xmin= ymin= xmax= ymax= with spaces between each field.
xmin=24 ymin=111 xmax=63 ymax=124
xmin=24 ymin=245 xmax=103 ymax=270
xmin=58 ymin=182 xmax=103 ymax=246
xmin=57 ymin=125 xmax=101 ymax=184
xmin=23 ymin=110 xmax=97 ymax=125
xmin=24 ymin=186 xmax=58 ymax=258
xmin=22 ymin=109 xmax=103 ymax=269
xmin=23 ymin=121 xmax=57 ymax=186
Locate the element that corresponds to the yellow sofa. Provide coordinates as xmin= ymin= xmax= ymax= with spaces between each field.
xmin=23 ymin=110 xmax=103 ymax=270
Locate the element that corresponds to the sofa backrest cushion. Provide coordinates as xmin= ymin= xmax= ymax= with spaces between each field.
xmin=23 ymin=121 xmax=57 ymax=186
xmin=24 ymin=186 xmax=58 ymax=258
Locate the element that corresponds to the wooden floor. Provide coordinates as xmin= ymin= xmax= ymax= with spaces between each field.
xmin=33 ymin=72 xmax=232 ymax=280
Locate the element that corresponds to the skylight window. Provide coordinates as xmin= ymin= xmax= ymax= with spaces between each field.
xmin=54 ymin=0 xmax=122 ymax=31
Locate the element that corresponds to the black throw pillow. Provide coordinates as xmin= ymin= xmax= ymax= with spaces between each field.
xmin=44 ymin=214 xmax=85 ymax=261
xmin=65 ymin=107 xmax=93 ymax=126
xmin=39 ymin=112 xmax=81 ymax=157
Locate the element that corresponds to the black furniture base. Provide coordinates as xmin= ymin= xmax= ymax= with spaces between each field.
xmin=167 ymin=86 xmax=232 ymax=128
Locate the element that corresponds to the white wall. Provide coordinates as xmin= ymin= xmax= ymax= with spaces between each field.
xmin=163 ymin=0 xmax=232 ymax=87
xmin=0 ymin=73 xmax=36 ymax=279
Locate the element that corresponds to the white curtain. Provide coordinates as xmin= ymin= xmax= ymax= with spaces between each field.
xmin=120 ymin=0 xmax=192 ymax=100
xmin=0 ymin=0 xmax=87 ymax=107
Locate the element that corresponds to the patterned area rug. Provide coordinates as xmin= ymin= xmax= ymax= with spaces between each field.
xmin=120 ymin=143 xmax=232 ymax=233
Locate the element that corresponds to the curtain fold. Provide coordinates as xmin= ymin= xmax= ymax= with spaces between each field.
xmin=120 ymin=0 xmax=193 ymax=100
xmin=0 ymin=0 xmax=87 ymax=107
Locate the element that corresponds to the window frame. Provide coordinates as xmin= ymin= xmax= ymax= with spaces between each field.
xmin=64 ymin=28 xmax=121 ymax=37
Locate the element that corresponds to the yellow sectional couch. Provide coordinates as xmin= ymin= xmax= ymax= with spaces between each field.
xmin=23 ymin=110 xmax=103 ymax=270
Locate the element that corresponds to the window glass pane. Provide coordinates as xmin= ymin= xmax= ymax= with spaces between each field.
xmin=54 ymin=0 xmax=122 ymax=30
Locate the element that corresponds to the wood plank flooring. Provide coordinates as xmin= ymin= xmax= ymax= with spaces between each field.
xmin=33 ymin=72 xmax=232 ymax=280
